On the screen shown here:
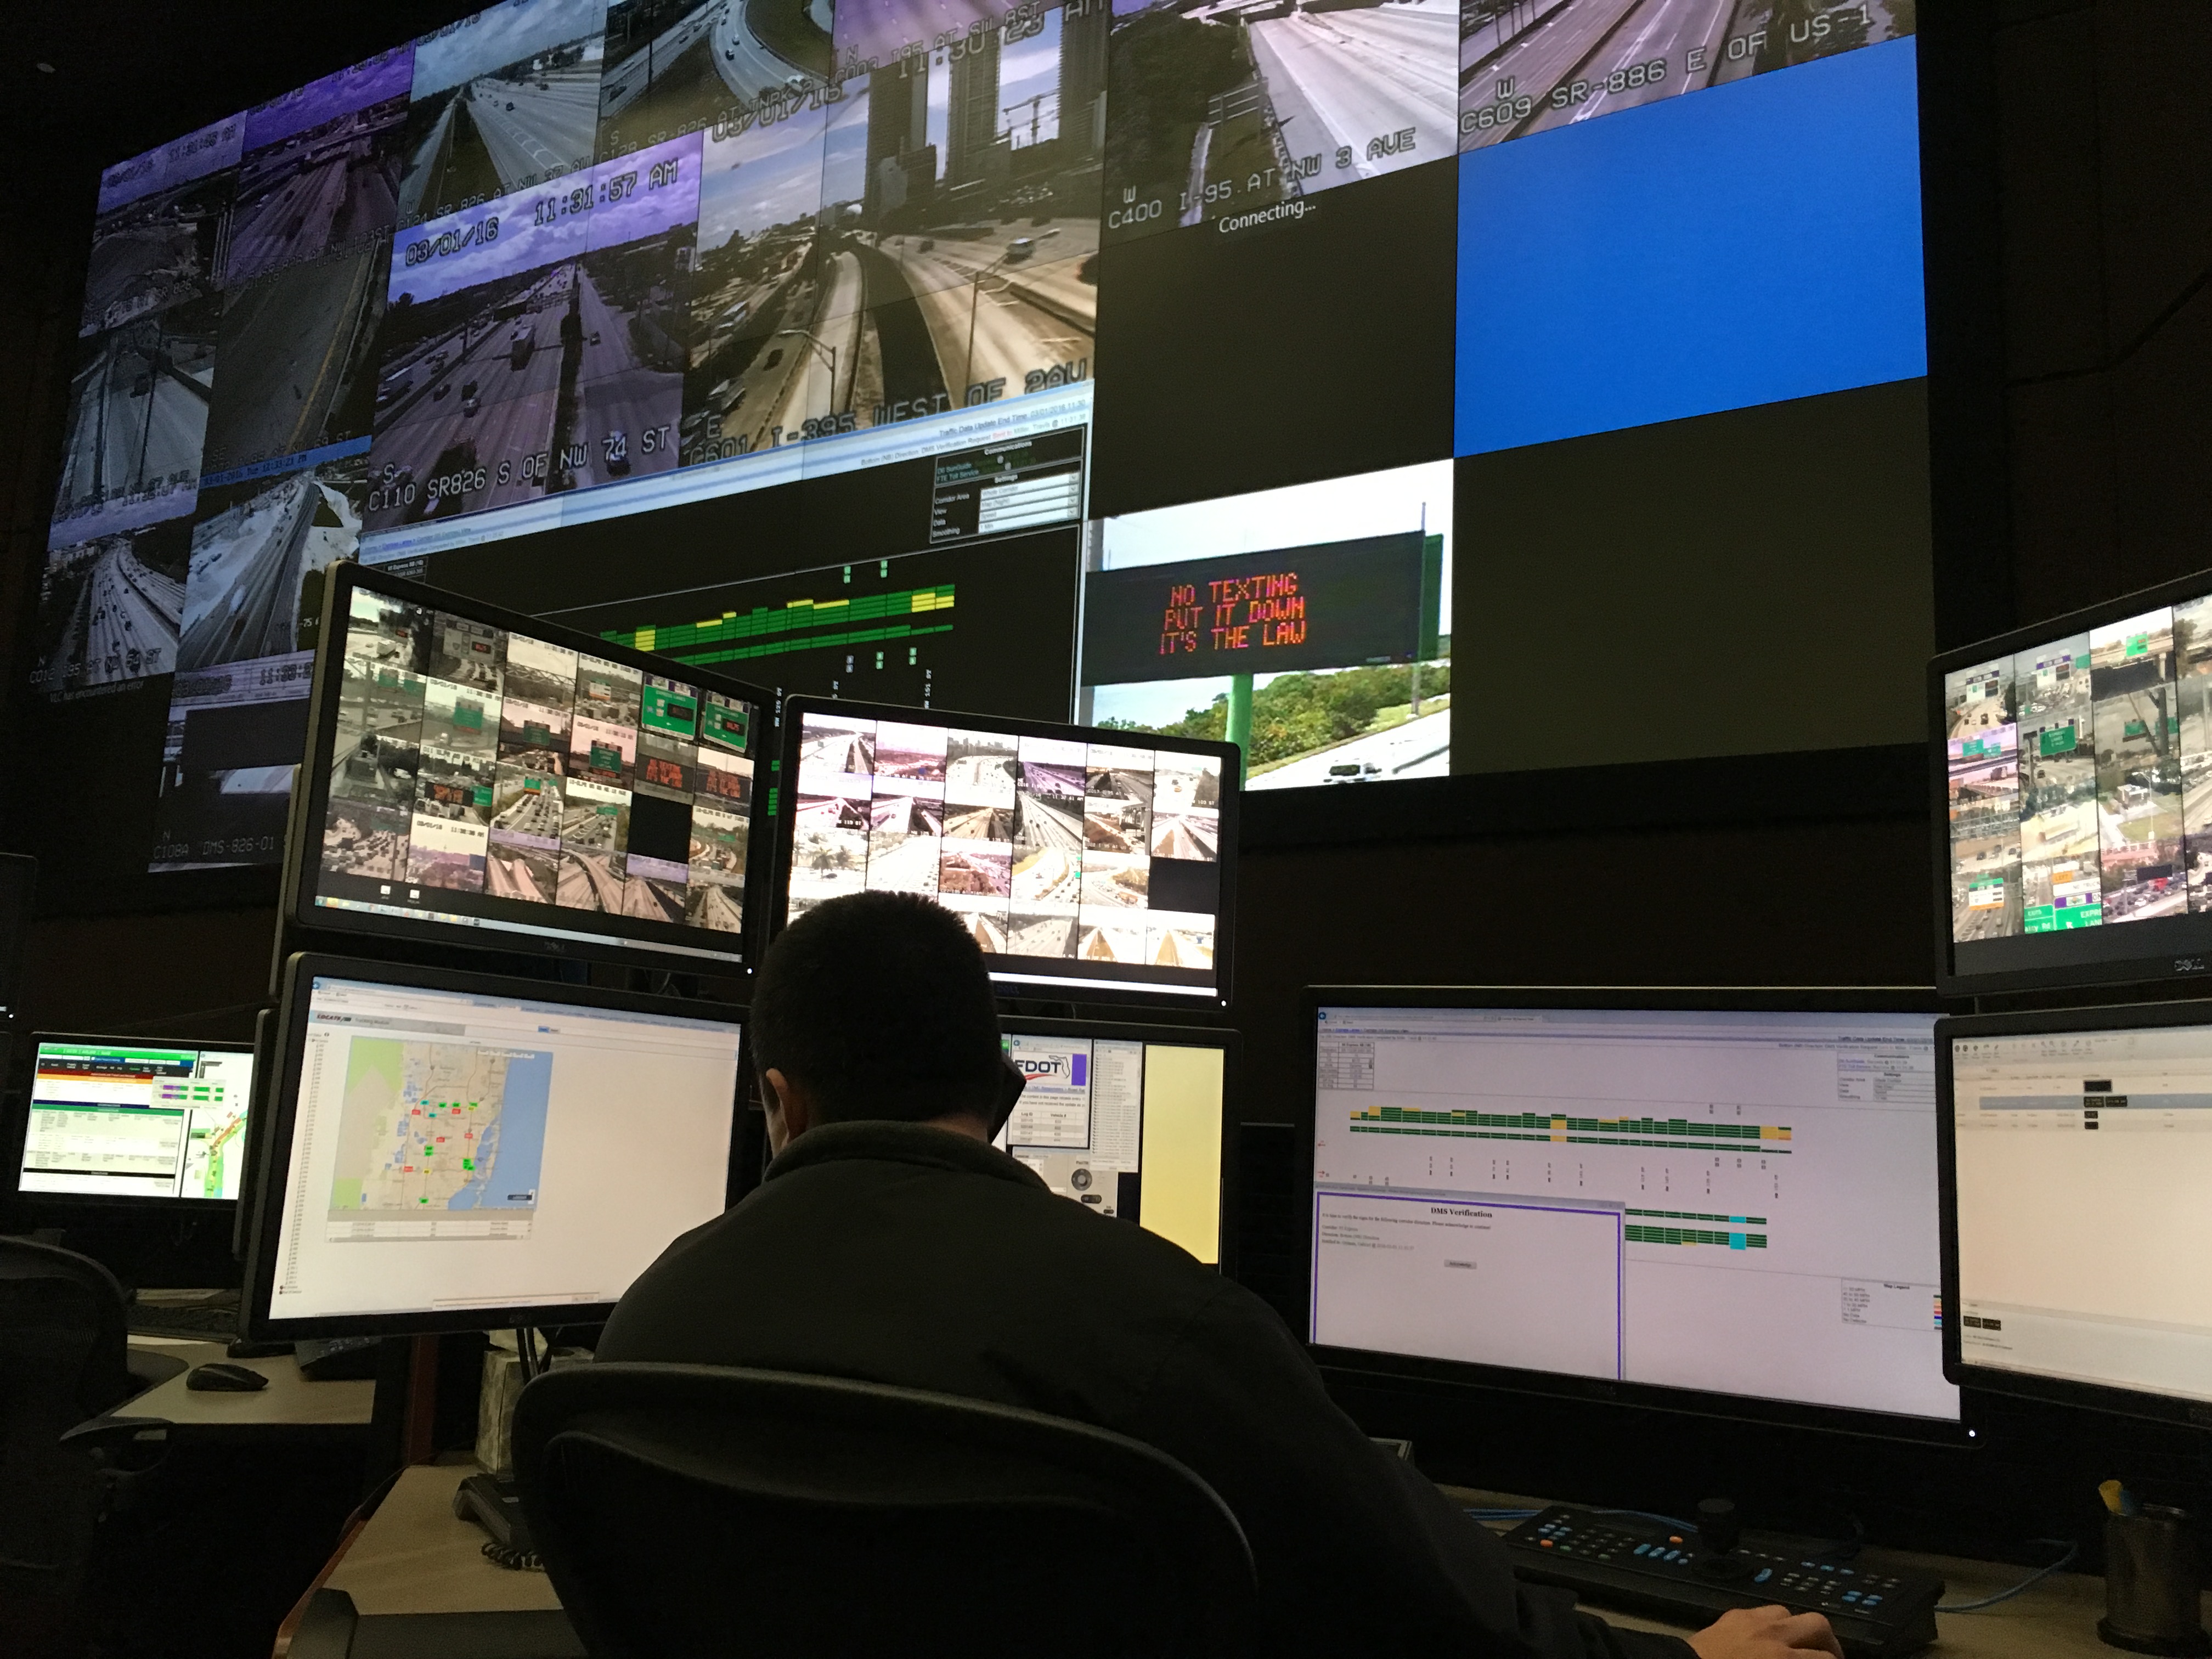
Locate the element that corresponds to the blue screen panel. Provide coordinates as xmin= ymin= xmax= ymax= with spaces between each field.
xmin=1455 ymin=36 xmax=1925 ymax=458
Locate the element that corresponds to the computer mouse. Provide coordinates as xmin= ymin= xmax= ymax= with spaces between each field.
xmin=185 ymin=1361 xmax=270 ymax=1392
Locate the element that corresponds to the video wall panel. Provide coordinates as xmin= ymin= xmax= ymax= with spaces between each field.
xmin=35 ymin=0 xmax=1935 ymax=892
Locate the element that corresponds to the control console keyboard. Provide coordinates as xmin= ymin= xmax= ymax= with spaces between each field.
xmin=1499 ymin=1505 xmax=1944 ymax=1658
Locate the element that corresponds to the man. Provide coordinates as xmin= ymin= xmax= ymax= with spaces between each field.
xmin=600 ymin=892 xmax=1839 ymax=1659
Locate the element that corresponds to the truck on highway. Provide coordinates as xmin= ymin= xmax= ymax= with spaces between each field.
xmin=510 ymin=320 xmax=535 ymax=369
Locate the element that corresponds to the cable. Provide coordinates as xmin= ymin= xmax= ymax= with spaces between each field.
xmin=1935 ymin=1539 xmax=2078 ymax=1612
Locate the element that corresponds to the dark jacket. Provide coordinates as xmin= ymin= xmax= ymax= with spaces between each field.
xmin=598 ymin=1120 xmax=1693 ymax=1659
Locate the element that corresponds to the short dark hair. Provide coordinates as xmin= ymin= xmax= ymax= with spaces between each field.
xmin=751 ymin=892 xmax=1003 ymax=1124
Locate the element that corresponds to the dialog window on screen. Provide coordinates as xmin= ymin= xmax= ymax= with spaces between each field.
xmin=1310 ymin=1007 xmax=1958 ymax=1422
xmin=1952 ymin=1025 xmax=2212 ymax=1404
xmin=999 ymin=1034 xmax=1224 ymax=1265
xmin=21 ymin=1043 xmax=253 ymax=1201
xmin=267 ymin=978 xmax=740 ymax=1323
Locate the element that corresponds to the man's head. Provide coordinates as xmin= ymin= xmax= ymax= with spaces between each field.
xmin=751 ymin=891 xmax=1008 ymax=1154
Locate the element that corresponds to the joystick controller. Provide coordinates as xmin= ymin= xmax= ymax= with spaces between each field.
xmin=1695 ymin=1498 xmax=1756 ymax=1581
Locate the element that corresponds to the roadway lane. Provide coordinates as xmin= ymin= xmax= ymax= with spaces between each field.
xmin=366 ymin=283 xmax=572 ymax=527
xmin=907 ymin=259 xmax=1090 ymax=405
xmin=573 ymin=850 xmax=629 ymax=910
xmin=688 ymin=879 xmax=745 ymax=930
xmin=623 ymin=874 xmax=686 ymax=921
xmin=1253 ymin=704 xmax=1452 ymax=787
xmin=178 ymin=475 xmax=316 ymax=670
xmin=768 ymin=249 xmax=863 ymax=433
xmin=467 ymin=71 xmax=601 ymax=191
xmin=492 ymin=784 xmax=564 ymax=839
xmin=227 ymin=150 xmax=352 ymax=284
xmin=207 ymin=243 xmax=381 ymax=470
xmin=1459 ymin=0 xmax=1575 ymax=89
xmin=1007 ymin=913 xmax=1074 ymax=955
xmin=602 ymin=1 xmax=723 ymax=117
xmin=1514 ymin=0 xmax=1734 ymax=139
xmin=47 ymin=544 xmax=183 ymax=688
xmin=712 ymin=0 xmax=815 ymax=104
xmin=1246 ymin=0 xmax=1456 ymax=183
xmin=1012 ymin=845 xmax=1081 ymax=904
xmin=487 ymin=848 xmax=554 ymax=900
xmin=572 ymin=267 xmax=683 ymax=487
xmin=1017 ymin=794 xmax=1084 ymax=853
xmin=397 ymin=99 xmax=459 ymax=224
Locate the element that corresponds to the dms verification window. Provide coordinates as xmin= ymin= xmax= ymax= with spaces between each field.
xmin=1953 ymin=1025 xmax=2212 ymax=1404
xmin=269 ymin=977 xmax=740 ymax=1323
xmin=1311 ymin=1006 xmax=1958 ymax=1422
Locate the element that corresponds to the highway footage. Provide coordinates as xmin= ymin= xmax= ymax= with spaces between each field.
xmin=316 ymin=588 xmax=759 ymax=948
xmin=791 ymin=712 xmax=1221 ymax=983
xmin=1945 ymin=597 xmax=2212 ymax=945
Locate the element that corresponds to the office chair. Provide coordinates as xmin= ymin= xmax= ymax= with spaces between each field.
xmin=0 ymin=1238 xmax=154 ymax=1609
xmin=514 ymin=1362 xmax=1257 ymax=1658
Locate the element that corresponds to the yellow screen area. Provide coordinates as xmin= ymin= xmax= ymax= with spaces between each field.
xmin=1137 ymin=1044 xmax=1226 ymax=1265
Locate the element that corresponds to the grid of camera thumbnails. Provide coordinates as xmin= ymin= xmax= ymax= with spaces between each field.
xmin=317 ymin=584 xmax=757 ymax=953
xmin=1946 ymin=593 xmax=2212 ymax=945
xmin=788 ymin=710 xmax=1221 ymax=990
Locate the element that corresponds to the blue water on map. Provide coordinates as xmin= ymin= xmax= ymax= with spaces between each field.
xmin=450 ymin=1048 xmax=552 ymax=1210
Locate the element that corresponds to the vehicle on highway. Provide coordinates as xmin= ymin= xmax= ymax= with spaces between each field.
xmin=1326 ymin=761 xmax=1384 ymax=783
xmin=428 ymin=351 xmax=447 ymax=373
xmin=377 ymin=371 xmax=412 ymax=410
xmin=511 ymin=321 xmax=535 ymax=369
xmin=433 ymin=381 xmax=451 ymax=400
xmin=506 ymin=101 xmax=516 ymax=111
xmin=1007 ymin=238 xmax=1035 ymax=262
xmin=460 ymin=380 xmax=479 ymax=415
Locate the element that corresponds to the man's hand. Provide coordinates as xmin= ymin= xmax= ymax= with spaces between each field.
xmin=1687 ymin=1605 xmax=1844 ymax=1659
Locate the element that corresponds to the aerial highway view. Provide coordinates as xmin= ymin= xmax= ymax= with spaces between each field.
xmin=35 ymin=531 xmax=185 ymax=693
xmin=52 ymin=306 xmax=215 ymax=541
xmin=1012 ymin=843 xmax=1081 ymax=905
xmin=1457 ymin=0 xmax=1914 ymax=151
xmin=622 ymin=868 xmax=689 ymax=921
xmin=398 ymin=0 xmax=607 ymax=225
xmin=558 ymin=847 xmax=630 ymax=910
xmin=1007 ymin=910 xmax=1077 ymax=955
xmin=487 ymin=838 xmax=561 ymax=900
xmin=81 ymin=177 xmax=227 ymax=337
xmin=178 ymin=467 xmax=363 ymax=672
xmin=1244 ymin=0 xmax=1454 ymax=183
xmin=687 ymin=874 xmax=746 ymax=930
xmin=203 ymin=243 xmax=385 ymax=474
xmin=599 ymin=0 xmax=832 ymax=156
xmin=226 ymin=53 xmax=410 ymax=287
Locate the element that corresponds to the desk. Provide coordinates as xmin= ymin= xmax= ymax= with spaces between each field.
xmin=1446 ymin=1487 xmax=2203 ymax=1658
xmin=118 ymin=1338 xmax=375 ymax=1429
xmin=280 ymin=1462 xmax=578 ymax=1659
xmin=275 ymin=1468 xmax=2186 ymax=1658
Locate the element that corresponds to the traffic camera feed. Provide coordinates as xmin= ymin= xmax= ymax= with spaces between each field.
xmin=784 ymin=703 xmax=1229 ymax=997
xmin=308 ymin=573 xmax=764 ymax=967
xmin=1940 ymin=587 xmax=2212 ymax=992
xmin=45 ymin=0 xmax=1933 ymax=895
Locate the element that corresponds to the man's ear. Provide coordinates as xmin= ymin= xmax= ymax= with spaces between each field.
xmin=762 ymin=1066 xmax=813 ymax=1152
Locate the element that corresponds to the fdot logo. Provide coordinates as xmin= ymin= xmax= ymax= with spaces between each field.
xmin=1013 ymin=1051 xmax=1087 ymax=1087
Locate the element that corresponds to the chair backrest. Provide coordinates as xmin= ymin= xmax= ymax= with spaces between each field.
xmin=0 ymin=1237 xmax=133 ymax=1588
xmin=514 ymin=1362 xmax=1257 ymax=1659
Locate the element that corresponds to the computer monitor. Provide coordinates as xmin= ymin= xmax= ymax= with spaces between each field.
xmin=1933 ymin=569 xmax=2212 ymax=997
xmin=1303 ymin=989 xmax=1963 ymax=1440
xmin=1941 ymin=1000 xmax=2212 ymax=1425
xmin=773 ymin=697 xmax=1237 ymax=1005
xmin=241 ymin=953 xmax=746 ymax=1340
xmin=997 ymin=1017 xmax=1236 ymax=1269
xmin=285 ymin=562 xmax=773 ymax=975
xmin=12 ymin=1035 xmax=255 ymax=1206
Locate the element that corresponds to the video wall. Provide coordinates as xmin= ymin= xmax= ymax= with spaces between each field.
xmin=32 ymin=0 xmax=1929 ymax=887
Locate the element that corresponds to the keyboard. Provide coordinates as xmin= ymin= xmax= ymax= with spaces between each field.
xmin=1500 ymin=1505 xmax=1943 ymax=1658
xmin=126 ymin=1296 xmax=240 ymax=1340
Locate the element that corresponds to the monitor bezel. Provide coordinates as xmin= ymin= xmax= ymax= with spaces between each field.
xmin=9 ymin=1031 xmax=257 ymax=1212
xmin=1937 ymin=997 xmax=2212 ymax=1429
xmin=770 ymin=696 xmax=1239 ymax=1009
xmin=283 ymin=561 xmax=775 ymax=979
xmin=1929 ymin=562 xmax=2212 ymax=999
xmin=999 ymin=1013 xmax=1240 ymax=1276
xmin=1297 ymin=984 xmax=1970 ymax=1446
xmin=240 ymin=951 xmax=746 ymax=1342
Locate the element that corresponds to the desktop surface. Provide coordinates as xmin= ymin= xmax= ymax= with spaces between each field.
xmin=16 ymin=1035 xmax=253 ymax=1204
xmin=1945 ymin=1005 xmax=2212 ymax=1419
xmin=1307 ymin=993 xmax=1961 ymax=1435
xmin=245 ymin=958 xmax=745 ymax=1340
